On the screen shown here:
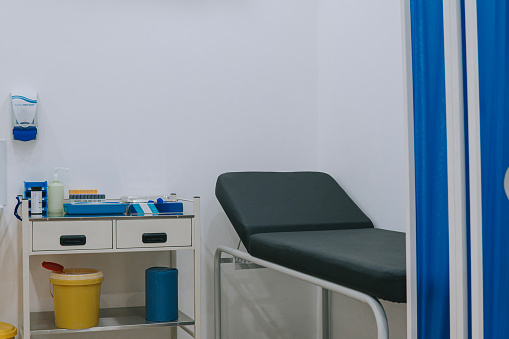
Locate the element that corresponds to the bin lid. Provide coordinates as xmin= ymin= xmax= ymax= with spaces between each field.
xmin=0 ymin=322 xmax=17 ymax=339
xmin=50 ymin=268 xmax=103 ymax=285
xmin=147 ymin=267 xmax=177 ymax=273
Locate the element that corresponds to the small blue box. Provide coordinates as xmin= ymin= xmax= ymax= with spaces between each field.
xmin=129 ymin=202 xmax=183 ymax=215
xmin=145 ymin=267 xmax=178 ymax=322
xmin=155 ymin=202 xmax=183 ymax=215
xmin=24 ymin=181 xmax=48 ymax=214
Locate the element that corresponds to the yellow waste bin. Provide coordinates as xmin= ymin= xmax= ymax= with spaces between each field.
xmin=50 ymin=268 xmax=104 ymax=329
xmin=0 ymin=322 xmax=17 ymax=339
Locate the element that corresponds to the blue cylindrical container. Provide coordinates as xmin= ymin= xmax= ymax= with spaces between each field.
xmin=145 ymin=267 xmax=178 ymax=322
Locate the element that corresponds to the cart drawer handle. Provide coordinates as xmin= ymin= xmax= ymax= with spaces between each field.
xmin=60 ymin=235 xmax=87 ymax=246
xmin=142 ymin=233 xmax=167 ymax=244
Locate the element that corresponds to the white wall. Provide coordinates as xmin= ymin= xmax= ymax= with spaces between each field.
xmin=0 ymin=0 xmax=319 ymax=338
xmin=0 ymin=0 xmax=408 ymax=338
xmin=317 ymin=0 xmax=407 ymax=337
xmin=0 ymin=140 xmax=5 ymax=208
xmin=317 ymin=0 xmax=407 ymax=233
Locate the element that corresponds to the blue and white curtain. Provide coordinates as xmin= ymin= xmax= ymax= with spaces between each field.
xmin=478 ymin=0 xmax=509 ymax=337
xmin=410 ymin=0 xmax=450 ymax=337
xmin=410 ymin=0 xmax=509 ymax=337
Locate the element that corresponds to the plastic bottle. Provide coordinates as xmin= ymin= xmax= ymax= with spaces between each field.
xmin=48 ymin=167 xmax=69 ymax=215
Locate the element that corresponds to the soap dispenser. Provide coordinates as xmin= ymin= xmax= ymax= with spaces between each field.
xmin=48 ymin=167 xmax=68 ymax=215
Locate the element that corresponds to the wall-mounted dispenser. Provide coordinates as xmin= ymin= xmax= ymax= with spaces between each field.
xmin=11 ymin=91 xmax=38 ymax=141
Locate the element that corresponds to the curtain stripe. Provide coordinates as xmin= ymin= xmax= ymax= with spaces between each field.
xmin=411 ymin=0 xmax=450 ymax=337
xmin=478 ymin=0 xmax=509 ymax=337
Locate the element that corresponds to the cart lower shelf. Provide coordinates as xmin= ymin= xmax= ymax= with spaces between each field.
xmin=30 ymin=307 xmax=195 ymax=336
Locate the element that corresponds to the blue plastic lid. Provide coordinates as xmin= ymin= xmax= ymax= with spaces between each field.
xmin=146 ymin=267 xmax=177 ymax=273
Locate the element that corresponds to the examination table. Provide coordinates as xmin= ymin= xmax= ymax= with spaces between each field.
xmin=214 ymin=172 xmax=406 ymax=339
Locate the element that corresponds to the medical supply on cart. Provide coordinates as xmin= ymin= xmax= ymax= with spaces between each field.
xmin=129 ymin=201 xmax=183 ymax=216
xmin=69 ymin=189 xmax=106 ymax=202
xmin=47 ymin=167 xmax=68 ymax=215
xmin=64 ymin=202 xmax=128 ymax=215
xmin=120 ymin=193 xmax=178 ymax=203
xmin=122 ymin=194 xmax=183 ymax=215
xmin=154 ymin=200 xmax=183 ymax=214
xmin=31 ymin=186 xmax=43 ymax=214
xmin=11 ymin=90 xmax=38 ymax=141
xmin=24 ymin=181 xmax=48 ymax=215
xmin=130 ymin=203 xmax=159 ymax=215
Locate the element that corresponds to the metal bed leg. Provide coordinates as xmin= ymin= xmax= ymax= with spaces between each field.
xmin=214 ymin=246 xmax=389 ymax=339
xmin=214 ymin=249 xmax=222 ymax=339
xmin=369 ymin=296 xmax=389 ymax=339
xmin=322 ymin=288 xmax=330 ymax=339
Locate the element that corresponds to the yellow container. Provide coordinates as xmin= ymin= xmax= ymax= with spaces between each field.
xmin=50 ymin=268 xmax=104 ymax=329
xmin=0 ymin=322 xmax=17 ymax=339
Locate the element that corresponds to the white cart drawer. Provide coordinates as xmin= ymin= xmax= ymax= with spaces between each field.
xmin=116 ymin=218 xmax=192 ymax=249
xmin=32 ymin=220 xmax=113 ymax=251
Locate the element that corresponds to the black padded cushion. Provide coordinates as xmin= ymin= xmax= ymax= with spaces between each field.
xmin=249 ymin=228 xmax=406 ymax=302
xmin=215 ymin=172 xmax=373 ymax=250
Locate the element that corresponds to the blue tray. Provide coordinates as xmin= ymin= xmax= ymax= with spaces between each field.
xmin=64 ymin=202 xmax=128 ymax=215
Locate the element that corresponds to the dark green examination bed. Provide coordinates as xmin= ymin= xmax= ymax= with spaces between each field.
xmin=214 ymin=171 xmax=406 ymax=339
